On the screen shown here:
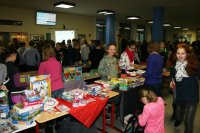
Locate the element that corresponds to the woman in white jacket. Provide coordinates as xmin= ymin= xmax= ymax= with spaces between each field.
xmin=119 ymin=40 xmax=140 ymax=72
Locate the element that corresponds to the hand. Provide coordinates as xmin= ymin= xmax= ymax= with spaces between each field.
xmin=107 ymin=75 xmax=112 ymax=80
xmin=0 ymin=85 xmax=8 ymax=92
xmin=170 ymin=80 xmax=176 ymax=89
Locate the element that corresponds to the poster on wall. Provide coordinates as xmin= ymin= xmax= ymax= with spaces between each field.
xmin=173 ymin=34 xmax=192 ymax=43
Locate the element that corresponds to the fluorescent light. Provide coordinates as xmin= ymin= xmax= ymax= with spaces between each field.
xmin=126 ymin=16 xmax=140 ymax=20
xmin=137 ymin=28 xmax=144 ymax=31
xmin=173 ymin=26 xmax=182 ymax=29
xmin=54 ymin=2 xmax=75 ymax=9
xmin=147 ymin=20 xmax=153 ymax=24
xmin=124 ymin=27 xmax=131 ymax=30
xmin=96 ymin=24 xmax=105 ymax=27
xmin=118 ymin=26 xmax=122 ymax=29
xmin=163 ymin=23 xmax=171 ymax=27
xmin=97 ymin=10 xmax=115 ymax=15
xmin=182 ymin=28 xmax=189 ymax=31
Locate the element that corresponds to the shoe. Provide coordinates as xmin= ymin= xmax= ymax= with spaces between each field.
xmin=173 ymin=120 xmax=181 ymax=128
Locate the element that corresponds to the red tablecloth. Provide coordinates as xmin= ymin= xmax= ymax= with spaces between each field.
xmin=56 ymin=95 xmax=108 ymax=128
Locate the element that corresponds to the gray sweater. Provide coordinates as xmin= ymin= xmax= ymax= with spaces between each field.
xmin=0 ymin=63 xmax=7 ymax=84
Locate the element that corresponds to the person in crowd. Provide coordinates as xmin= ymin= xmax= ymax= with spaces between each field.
xmin=66 ymin=39 xmax=73 ymax=49
xmin=140 ymin=42 xmax=164 ymax=96
xmin=17 ymin=41 xmax=26 ymax=66
xmin=90 ymin=40 xmax=104 ymax=69
xmin=22 ymin=40 xmax=40 ymax=71
xmin=138 ymin=88 xmax=165 ymax=133
xmin=38 ymin=44 xmax=64 ymax=133
xmin=98 ymin=43 xmax=119 ymax=80
xmin=119 ymin=40 xmax=140 ymax=73
xmin=159 ymin=42 xmax=168 ymax=66
xmin=55 ymin=42 xmax=64 ymax=63
xmin=0 ymin=63 xmax=8 ymax=92
xmin=72 ymin=42 xmax=81 ymax=65
xmin=80 ymin=38 xmax=90 ymax=64
xmin=117 ymin=34 xmax=128 ymax=54
xmin=140 ymin=40 xmax=149 ymax=62
xmin=0 ymin=43 xmax=5 ymax=63
xmin=3 ymin=47 xmax=28 ymax=106
xmin=168 ymin=43 xmax=199 ymax=133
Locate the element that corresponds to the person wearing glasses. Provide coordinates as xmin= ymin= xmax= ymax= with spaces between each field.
xmin=119 ymin=40 xmax=140 ymax=73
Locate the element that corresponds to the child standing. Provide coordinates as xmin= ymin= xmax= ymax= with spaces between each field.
xmin=168 ymin=43 xmax=199 ymax=133
xmin=98 ymin=43 xmax=119 ymax=81
xmin=138 ymin=89 xmax=165 ymax=133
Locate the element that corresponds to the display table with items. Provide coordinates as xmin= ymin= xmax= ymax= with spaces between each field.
xmin=82 ymin=69 xmax=101 ymax=83
xmin=94 ymin=75 xmax=145 ymax=127
xmin=3 ymin=67 xmax=120 ymax=133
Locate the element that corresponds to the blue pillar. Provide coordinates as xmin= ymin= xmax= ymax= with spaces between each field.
xmin=152 ymin=7 xmax=164 ymax=42
xmin=106 ymin=14 xmax=115 ymax=44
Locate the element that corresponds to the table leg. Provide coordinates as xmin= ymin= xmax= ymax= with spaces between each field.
xmin=111 ymin=103 xmax=115 ymax=127
xmin=36 ymin=122 xmax=39 ymax=133
xmin=102 ymin=106 xmax=106 ymax=133
xmin=120 ymin=91 xmax=124 ymax=127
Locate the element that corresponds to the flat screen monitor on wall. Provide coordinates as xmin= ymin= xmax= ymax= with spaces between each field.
xmin=36 ymin=12 xmax=56 ymax=25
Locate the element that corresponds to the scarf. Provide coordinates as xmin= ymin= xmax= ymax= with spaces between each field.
xmin=125 ymin=48 xmax=134 ymax=63
xmin=175 ymin=61 xmax=188 ymax=82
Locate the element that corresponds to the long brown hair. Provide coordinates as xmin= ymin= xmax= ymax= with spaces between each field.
xmin=42 ymin=44 xmax=56 ymax=61
xmin=167 ymin=43 xmax=198 ymax=75
xmin=138 ymin=89 xmax=158 ymax=102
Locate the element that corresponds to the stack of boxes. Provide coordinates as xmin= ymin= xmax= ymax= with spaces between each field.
xmin=0 ymin=91 xmax=9 ymax=119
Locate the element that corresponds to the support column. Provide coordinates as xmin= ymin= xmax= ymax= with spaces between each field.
xmin=106 ymin=14 xmax=115 ymax=44
xmin=145 ymin=24 xmax=151 ymax=42
xmin=130 ymin=23 xmax=137 ymax=41
xmin=152 ymin=7 xmax=164 ymax=42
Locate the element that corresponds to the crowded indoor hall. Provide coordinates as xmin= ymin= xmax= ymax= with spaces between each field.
xmin=0 ymin=0 xmax=200 ymax=133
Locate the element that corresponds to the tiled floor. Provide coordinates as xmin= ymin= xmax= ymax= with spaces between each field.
xmin=96 ymin=82 xmax=200 ymax=133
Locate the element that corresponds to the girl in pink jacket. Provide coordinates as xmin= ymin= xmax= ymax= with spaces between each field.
xmin=138 ymin=89 xmax=165 ymax=133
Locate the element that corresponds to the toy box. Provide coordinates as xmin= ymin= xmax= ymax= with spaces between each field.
xmin=29 ymin=75 xmax=51 ymax=100
xmin=63 ymin=67 xmax=82 ymax=81
xmin=0 ymin=91 xmax=9 ymax=119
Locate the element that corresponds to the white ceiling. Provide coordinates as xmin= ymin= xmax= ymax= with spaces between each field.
xmin=0 ymin=0 xmax=200 ymax=30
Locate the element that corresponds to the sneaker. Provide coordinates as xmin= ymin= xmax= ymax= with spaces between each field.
xmin=173 ymin=120 xmax=181 ymax=128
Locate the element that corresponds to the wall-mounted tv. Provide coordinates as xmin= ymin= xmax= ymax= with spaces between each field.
xmin=36 ymin=12 xmax=56 ymax=25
